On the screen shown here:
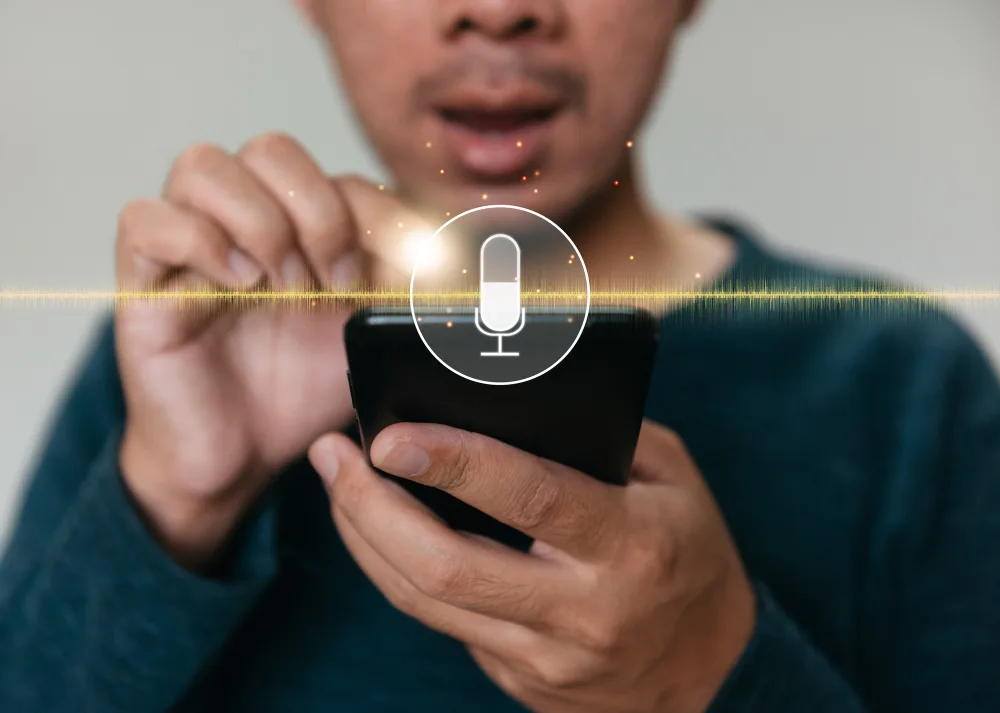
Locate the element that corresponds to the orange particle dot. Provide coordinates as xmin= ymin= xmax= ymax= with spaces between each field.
xmin=533 ymin=188 xmax=539 ymax=193
xmin=534 ymin=170 xmax=541 ymax=177
xmin=446 ymin=321 xmax=453 ymax=328
xmin=522 ymin=176 xmax=528 ymax=181
xmin=613 ymin=180 xmax=620 ymax=186
xmin=378 ymin=184 xmax=385 ymax=191
xmin=425 ymin=142 xmax=432 ymax=148
xmin=567 ymin=260 xmax=572 ymax=264
xmin=626 ymin=140 xmax=634 ymax=148
xmin=462 ymin=269 xmax=467 ymax=274
xmin=397 ymin=222 xmax=404 ymax=228
xmin=446 ymin=212 xmax=451 ymax=217
xmin=629 ymin=255 xmax=635 ymax=261
xmin=482 ymin=193 xmax=488 ymax=200
xmin=439 ymin=169 xmax=445 ymax=174
xmin=695 ymin=272 xmax=702 ymax=279
xmin=516 ymin=140 xmax=523 ymax=148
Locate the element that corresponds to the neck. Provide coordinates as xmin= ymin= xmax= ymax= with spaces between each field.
xmin=562 ymin=157 xmax=667 ymax=285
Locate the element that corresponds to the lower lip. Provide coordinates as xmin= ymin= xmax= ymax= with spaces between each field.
xmin=436 ymin=115 xmax=556 ymax=179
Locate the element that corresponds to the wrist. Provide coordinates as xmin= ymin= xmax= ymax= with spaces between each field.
xmin=670 ymin=568 xmax=758 ymax=713
xmin=119 ymin=428 xmax=257 ymax=573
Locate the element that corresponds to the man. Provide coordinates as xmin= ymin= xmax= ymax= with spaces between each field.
xmin=1 ymin=1 xmax=997 ymax=711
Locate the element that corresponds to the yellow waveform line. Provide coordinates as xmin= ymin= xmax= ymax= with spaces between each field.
xmin=2 ymin=289 xmax=1000 ymax=303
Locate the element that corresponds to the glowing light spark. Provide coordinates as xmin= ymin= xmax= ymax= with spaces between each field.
xmin=626 ymin=141 xmax=634 ymax=148
xmin=402 ymin=230 xmax=445 ymax=270
xmin=425 ymin=142 xmax=433 ymax=148
xmin=288 ymin=190 xmax=296 ymax=197
xmin=695 ymin=272 xmax=702 ymax=279
xmin=446 ymin=321 xmax=453 ymax=328
xmin=614 ymin=180 xmax=620 ymax=186
xmin=629 ymin=255 xmax=635 ymax=261
xmin=534 ymin=170 xmax=541 ymax=177
xmin=378 ymin=184 xmax=385 ymax=191
xmin=516 ymin=140 xmax=523 ymax=148
xmin=439 ymin=169 xmax=445 ymax=174
xmin=533 ymin=189 xmax=539 ymax=193
xmin=482 ymin=193 xmax=488 ymax=200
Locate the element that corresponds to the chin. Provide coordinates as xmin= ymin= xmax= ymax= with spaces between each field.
xmin=406 ymin=178 xmax=593 ymax=227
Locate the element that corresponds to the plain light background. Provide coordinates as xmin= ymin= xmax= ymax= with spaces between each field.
xmin=1 ymin=0 xmax=998 ymax=545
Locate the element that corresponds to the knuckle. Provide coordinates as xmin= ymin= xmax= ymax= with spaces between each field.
xmin=411 ymin=551 xmax=466 ymax=600
xmin=239 ymin=131 xmax=299 ymax=160
xmin=336 ymin=173 xmax=370 ymax=192
xmin=528 ymin=656 xmax=587 ymax=689
xmin=657 ymin=427 xmax=691 ymax=460
xmin=578 ymin=612 xmax=628 ymax=653
xmin=236 ymin=211 xmax=293 ymax=263
xmin=300 ymin=200 xmax=352 ymax=250
xmin=171 ymin=142 xmax=226 ymax=180
xmin=436 ymin=434 xmax=476 ymax=491
xmin=633 ymin=530 xmax=679 ymax=583
xmin=516 ymin=471 xmax=563 ymax=531
xmin=117 ymin=198 xmax=156 ymax=238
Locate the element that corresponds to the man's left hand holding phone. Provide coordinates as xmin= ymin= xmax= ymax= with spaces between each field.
xmin=116 ymin=132 xmax=756 ymax=713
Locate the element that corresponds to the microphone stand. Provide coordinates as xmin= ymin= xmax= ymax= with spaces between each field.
xmin=474 ymin=308 xmax=527 ymax=357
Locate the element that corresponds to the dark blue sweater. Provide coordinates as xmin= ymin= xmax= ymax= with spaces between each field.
xmin=2 ymin=220 xmax=998 ymax=712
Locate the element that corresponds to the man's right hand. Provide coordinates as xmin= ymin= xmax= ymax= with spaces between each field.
xmin=114 ymin=133 xmax=429 ymax=572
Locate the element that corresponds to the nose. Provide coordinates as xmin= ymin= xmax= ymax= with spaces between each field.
xmin=439 ymin=0 xmax=566 ymax=41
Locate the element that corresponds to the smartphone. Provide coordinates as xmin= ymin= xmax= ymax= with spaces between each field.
xmin=344 ymin=307 xmax=660 ymax=549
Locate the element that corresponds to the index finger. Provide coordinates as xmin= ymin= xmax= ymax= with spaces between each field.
xmin=333 ymin=176 xmax=442 ymax=285
xmin=370 ymin=423 xmax=627 ymax=557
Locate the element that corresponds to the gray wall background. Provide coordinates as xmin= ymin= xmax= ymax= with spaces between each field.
xmin=1 ymin=0 xmax=998 ymax=544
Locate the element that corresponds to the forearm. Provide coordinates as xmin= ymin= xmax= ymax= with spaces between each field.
xmin=0 ymin=430 xmax=277 ymax=712
xmin=706 ymin=582 xmax=866 ymax=713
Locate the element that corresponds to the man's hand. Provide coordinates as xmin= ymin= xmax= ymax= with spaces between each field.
xmin=309 ymin=420 xmax=756 ymax=713
xmin=115 ymin=132 xmax=432 ymax=571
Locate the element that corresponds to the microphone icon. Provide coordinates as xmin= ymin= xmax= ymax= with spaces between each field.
xmin=475 ymin=234 xmax=526 ymax=357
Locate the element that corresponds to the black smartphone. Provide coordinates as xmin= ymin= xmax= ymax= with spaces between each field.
xmin=344 ymin=307 xmax=660 ymax=549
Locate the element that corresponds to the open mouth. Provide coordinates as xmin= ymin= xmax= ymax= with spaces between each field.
xmin=432 ymin=93 xmax=564 ymax=179
xmin=437 ymin=106 xmax=560 ymax=135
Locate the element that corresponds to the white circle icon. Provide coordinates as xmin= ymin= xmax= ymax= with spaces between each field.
xmin=410 ymin=205 xmax=591 ymax=386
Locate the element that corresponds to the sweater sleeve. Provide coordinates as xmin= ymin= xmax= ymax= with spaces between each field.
xmin=0 ymin=321 xmax=279 ymax=713
xmin=708 ymin=320 xmax=1000 ymax=712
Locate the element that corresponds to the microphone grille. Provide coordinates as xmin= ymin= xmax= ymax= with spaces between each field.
xmin=481 ymin=235 xmax=519 ymax=282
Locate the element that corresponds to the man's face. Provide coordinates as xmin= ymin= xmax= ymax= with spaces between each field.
xmin=303 ymin=0 xmax=696 ymax=221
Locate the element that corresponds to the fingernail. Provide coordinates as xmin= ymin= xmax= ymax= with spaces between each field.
xmin=373 ymin=438 xmax=429 ymax=478
xmin=330 ymin=253 xmax=361 ymax=288
xmin=228 ymin=248 xmax=264 ymax=285
xmin=313 ymin=441 xmax=341 ymax=488
xmin=281 ymin=252 xmax=308 ymax=290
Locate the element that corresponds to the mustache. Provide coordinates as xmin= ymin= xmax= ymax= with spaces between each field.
xmin=415 ymin=54 xmax=588 ymax=110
